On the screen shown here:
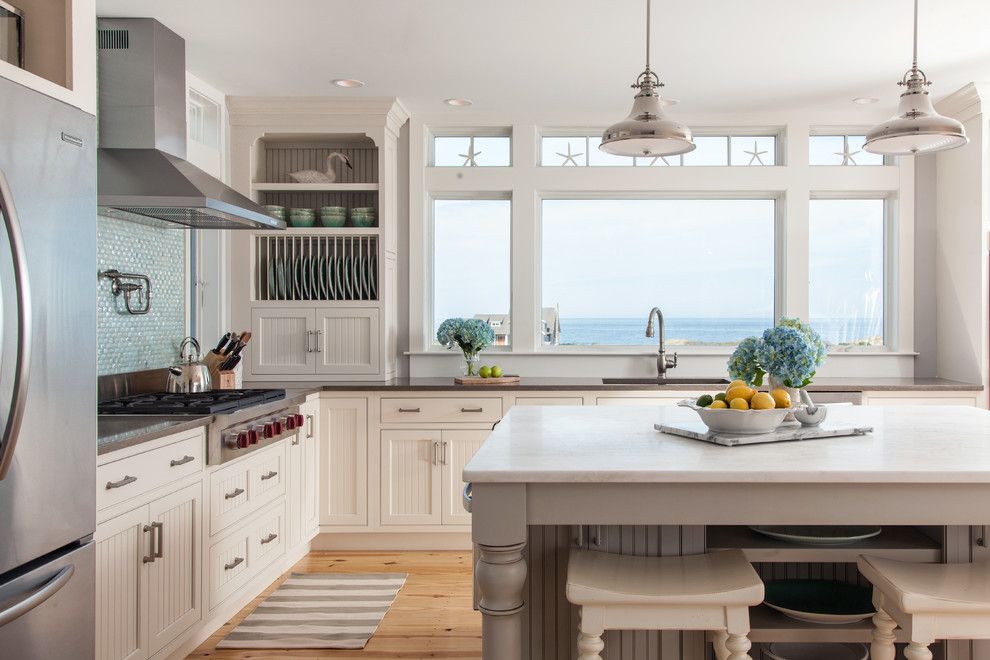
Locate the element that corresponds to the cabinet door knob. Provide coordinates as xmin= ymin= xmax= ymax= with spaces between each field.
xmin=169 ymin=455 xmax=194 ymax=467
xmin=224 ymin=557 xmax=244 ymax=571
xmin=224 ymin=487 xmax=245 ymax=500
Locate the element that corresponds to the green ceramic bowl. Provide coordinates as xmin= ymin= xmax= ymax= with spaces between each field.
xmin=319 ymin=214 xmax=346 ymax=227
xmin=264 ymin=205 xmax=286 ymax=220
xmin=351 ymin=207 xmax=376 ymax=214
xmin=320 ymin=206 xmax=346 ymax=215
xmin=350 ymin=215 xmax=376 ymax=228
xmin=288 ymin=208 xmax=316 ymax=228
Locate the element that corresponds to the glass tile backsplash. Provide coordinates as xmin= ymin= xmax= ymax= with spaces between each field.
xmin=97 ymin=215 xmax=188 ymax=375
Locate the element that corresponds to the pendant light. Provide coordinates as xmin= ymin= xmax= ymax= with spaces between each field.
xmin=864 ymin=0 xmax=967 ymax=155
xmin=599 ymin=0 xmax=694 ymax=157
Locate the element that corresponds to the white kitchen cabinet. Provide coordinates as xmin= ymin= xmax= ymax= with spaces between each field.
xmin=288 ymin=397 xmax=321 ymax=545
xmin=321 ymin=398 xmax=369 ymax=526
xmin=316 ymin=309 xmax=381 ymax=375
xmin=440 ymin=430 xmax=490 ymax=526
xmin=380 ymin=430 xmax=442 ymax=525
xmin=96 ymin=481 xmax=202 ymax=660
xmin=250 ymin=308 xmax=317 ymax=375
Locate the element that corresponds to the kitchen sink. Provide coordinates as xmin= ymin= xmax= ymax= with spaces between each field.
xmin=601 ymin=377 xmax=730 ymax=385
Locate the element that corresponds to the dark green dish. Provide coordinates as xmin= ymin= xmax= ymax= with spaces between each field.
xmin=764 ymin=580 xmax=875 ymax=624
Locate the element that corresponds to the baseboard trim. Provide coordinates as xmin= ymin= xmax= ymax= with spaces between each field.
xmin=311 ymin=531 xmax=473 ymax=551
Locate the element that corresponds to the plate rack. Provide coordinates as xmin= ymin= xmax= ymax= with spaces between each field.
xmin=255 ymin=234 xmax=378 ymax=302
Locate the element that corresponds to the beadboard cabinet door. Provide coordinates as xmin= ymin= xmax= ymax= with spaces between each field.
xmin=146 ymin=483 xmax=202 ymax=656
xmin=300 ymin=398 xmax=321 ymax=536
xmin=250 ymin=308 xmax=317 ymax=374
xmin=321 ymin=398 xmax=369 ymax=526
xmin=96 ymin=506 xmax=149 ymax=660
xmin=315 ymin=309 xmax=381 ymax=375
xmin=440 ymin=430 xmax=490 ymax=526
xmin=380 ymin=430 xmax=441 ymax=525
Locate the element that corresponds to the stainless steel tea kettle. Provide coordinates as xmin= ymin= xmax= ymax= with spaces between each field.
xmin=167 ymin=336 xmax=212 ymax=393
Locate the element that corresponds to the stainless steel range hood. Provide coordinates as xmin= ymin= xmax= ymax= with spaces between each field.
xmin=97 ymin=18 xmax=284 ymax=230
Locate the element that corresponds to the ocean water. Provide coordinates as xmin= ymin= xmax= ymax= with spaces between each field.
xmin=554 ymin=317 xmax=882 ymax=347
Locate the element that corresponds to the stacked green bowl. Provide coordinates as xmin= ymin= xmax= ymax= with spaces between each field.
xmin=319 ymin=206 xmax=347 ymax=227
xmin=288 ymin=207 xmax=316 ymax=228
xmin=264 ymin=205 xmax=286 ymax=221
xmin=350 ymin=207 xmax=377 ymax=228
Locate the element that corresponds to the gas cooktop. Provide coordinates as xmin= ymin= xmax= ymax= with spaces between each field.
xmin=98 ymin=389 xmax=286 ymax=415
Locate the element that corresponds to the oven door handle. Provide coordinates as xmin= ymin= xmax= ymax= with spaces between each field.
xmin=0 ymin=564 xmax=74 ymax=627
xmin=0 ymin=168 xmax=32 ymax=481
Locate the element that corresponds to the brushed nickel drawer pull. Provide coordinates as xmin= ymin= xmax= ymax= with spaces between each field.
xmin=169 ymin=455 xmax=194 ymax=467
xmin=224 ymin=557 xmax=244 ymax=571
xmin=260 ymin=470 xmax=278 ymax=481
xmin=224 ymin=487 xmax=245 ymax=500
xmin=106 ymin=475 xmax=137 ymax=490
xmin=460 ymin=407 xmax=484 ymax=413
xmin=398 ymin=407 xmax=421 ymax=413
xmin=142 ymin=524 xmax=156 ymax=563
xmin=151 ymin=521 xmax=164 ymax=559
xmin=260 ymin=532 xmax=278 ymax=545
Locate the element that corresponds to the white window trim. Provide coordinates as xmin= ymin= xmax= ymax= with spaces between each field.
xmin=409 ymin=117 xmax=915 ymax=368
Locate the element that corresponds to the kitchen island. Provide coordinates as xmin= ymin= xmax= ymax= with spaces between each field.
xmin=463 ymin=404 xmax=990 ymax=660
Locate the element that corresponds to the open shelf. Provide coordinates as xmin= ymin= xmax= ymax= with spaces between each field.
xmin=251 ymin=182 xmax=380 ymax=193
xmin=255 ymin=227 xmax=381 ymax=236
xmin=707 ymin=526 xmax=941 ymax=563
xmin=742 ymin=605 xmax=908 ymax=643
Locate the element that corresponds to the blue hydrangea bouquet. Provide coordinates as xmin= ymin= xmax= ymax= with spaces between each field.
xmin=727 ymin=317 xmax=827 ymax=390
xmin=436 ymin=318 xmax=496 ymax=376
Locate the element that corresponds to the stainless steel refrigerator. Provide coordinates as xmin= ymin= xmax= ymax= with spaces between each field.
xmin=0 ymin=76 xmax=96 ymax=658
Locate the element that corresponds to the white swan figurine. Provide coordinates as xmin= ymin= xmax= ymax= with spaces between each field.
xmin=289 ymin=152 xmax=353 ymax=184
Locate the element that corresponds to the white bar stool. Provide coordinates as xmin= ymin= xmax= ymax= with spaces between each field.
xmin=566 ymin=548 xmax=764 ymax=660
xmin=858 ymin=554 xmax=990 ymax=659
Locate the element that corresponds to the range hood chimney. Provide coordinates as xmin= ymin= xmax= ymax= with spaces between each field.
xmin=97 ymin=18 xmax=284 ymax=230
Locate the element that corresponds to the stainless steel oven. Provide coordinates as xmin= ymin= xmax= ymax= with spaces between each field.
xmin=0 ymin=1 xmax=22 ymax=68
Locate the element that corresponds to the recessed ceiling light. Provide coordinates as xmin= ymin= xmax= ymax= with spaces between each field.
xmin=853 ymin=97 xmax=879 ymax=105
xmin=444 ymin=98 xmax=473 ymax=107
xmin=332 ymin=79 xmax=365 ymax=88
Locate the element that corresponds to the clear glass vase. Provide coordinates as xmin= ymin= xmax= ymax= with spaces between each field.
xmin=462 ymin=352 xmax=480 ymax=376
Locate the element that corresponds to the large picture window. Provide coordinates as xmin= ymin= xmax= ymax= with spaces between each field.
xmin=432 ymin=198 xmax=512 ymax=344
xmin=541 ymin=199 xmax=776 ymax=346
xmin=809 ymin=198 xmax=885 ymax=347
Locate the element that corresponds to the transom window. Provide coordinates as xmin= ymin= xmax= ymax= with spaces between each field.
xmin=541 ymin=199 xmax=776 ymax=346
xmin=540 ymin=134 xmax=777 ymax=167
xmin=432 ymin=134 xmax=511 ymax=167
xmin=809 ymin=134 xmax=884 ymax=166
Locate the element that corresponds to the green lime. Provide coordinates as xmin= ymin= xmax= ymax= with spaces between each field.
xmin=478 ymin=365 xmax=492 ymax=378
xmin=696 ymin=394 xmax=714 ymax=407
xmin=490 ymin=365 xmax=503 ymax=378
xmin=713 ymin=393 xmax=727 ymax=403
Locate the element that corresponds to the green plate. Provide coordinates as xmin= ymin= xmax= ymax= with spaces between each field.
xmin=764 ymin=580 xmax=875 ymax=625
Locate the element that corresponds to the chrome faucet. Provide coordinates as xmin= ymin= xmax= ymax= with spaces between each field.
xmin=645 ymin=307 xmax=678 ymax=380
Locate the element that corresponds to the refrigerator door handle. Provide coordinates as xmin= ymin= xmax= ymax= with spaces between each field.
xmin=0 ymin=168 xmax=32 ymax=480
xmin=0 ymin=564 xmax=73 ymax=627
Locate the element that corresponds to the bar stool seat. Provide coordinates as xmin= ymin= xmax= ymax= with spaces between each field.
xmin=567 ymin=549 xmax=763 ymax=660
xmin=858 ymin=555 xmax=990 ymax=660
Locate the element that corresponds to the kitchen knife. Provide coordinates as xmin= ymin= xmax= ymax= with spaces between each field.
xmin=213 ymin=332 xmax=231 ymax=354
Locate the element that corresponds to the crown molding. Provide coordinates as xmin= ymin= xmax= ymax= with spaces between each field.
xmin=935 ymin=83 xmax=989 ymax=123
xmin=227 ymin=96 xmax=409 ymax=129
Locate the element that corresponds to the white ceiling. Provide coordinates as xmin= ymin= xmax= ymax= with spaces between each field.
xmin=95 ymin=0 xmax=990 ymax=118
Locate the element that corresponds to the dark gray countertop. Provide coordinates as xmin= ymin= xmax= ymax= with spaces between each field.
xmin=97 ymin=415 xmax=213 ymax=456
xmin=245 ymin=376 xmax=983 ymax=393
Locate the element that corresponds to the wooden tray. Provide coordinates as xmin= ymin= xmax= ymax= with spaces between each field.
xmin=454 ymin=375 xmax=521 ymax=386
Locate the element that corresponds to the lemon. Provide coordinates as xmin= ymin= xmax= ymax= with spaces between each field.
xmin=725 ymin=386 xmax=755 ymax=403
xmin=696 ymin=394 xmax=714 ymax=407
xmin=751 ymin=392 xmax=776 ymax=410
xmin=770 ymin=388 xmax=792 ymax=409
xmin=709 ymin=400 xmax=728 ymax=409
xmin=727 ymin=379 xmax=748 ymax=391
xmin=729 ymin=398 xmax=750 ymax=411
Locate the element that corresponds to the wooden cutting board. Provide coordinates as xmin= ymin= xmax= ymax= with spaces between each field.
xmin=454 ymin=375 xmax=521 ymax=386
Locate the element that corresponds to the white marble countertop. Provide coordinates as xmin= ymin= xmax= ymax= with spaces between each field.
xmin=463 ymin=404 xmax=990 ymax=484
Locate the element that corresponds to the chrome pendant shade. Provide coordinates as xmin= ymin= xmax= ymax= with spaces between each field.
xmin=864 ymin=0 xmax=967 ymax=155
xmin=600 ymin=0 xmax=694 ymax=158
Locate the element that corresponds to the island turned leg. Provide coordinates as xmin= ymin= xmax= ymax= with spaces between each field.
xmin=712 ymin=630 xmax=730 ymax=660
xmin=725 ymin=632 xmax=753 ymax=660
xmin=476 ymin=541 xmax=527 ymax=659
xmin=904 ymin=641 xmax=934 ymax=660
xmin=576 ymin=606 xmax=605 ymax=660
xmin=870 ymin=609 xmax=898 ymax=660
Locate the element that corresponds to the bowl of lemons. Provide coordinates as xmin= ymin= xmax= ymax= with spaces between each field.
xmin=679 ymin=380 xmax=799 ymax=435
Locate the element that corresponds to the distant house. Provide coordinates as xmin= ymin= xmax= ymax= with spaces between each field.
xmin=474 ymin=306 xmax=560 ymax=346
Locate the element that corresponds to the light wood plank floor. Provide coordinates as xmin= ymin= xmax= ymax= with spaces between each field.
xmin=187 ymin=551 xmax=481 ymax=660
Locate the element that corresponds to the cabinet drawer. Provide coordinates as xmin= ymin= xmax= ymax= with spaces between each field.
xmin=97 ymin=432 xmax=204 ymax=510
xmin=208 ymin=529 xmax=251 ymax=609
xmin=209 ymin=443 xmax=286 ymax=537
xmin=251 ymin=502 xmax=285 ymax=568
xmin=381 ymin=397 xmax=502 ymax=424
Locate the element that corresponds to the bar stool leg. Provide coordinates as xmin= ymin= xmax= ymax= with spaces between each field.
xmin=904 ymin=641 xmax=934 ymax=660
xmin=576 ymin=607 xmax=605 ymax=660
xmin=870 ymin=609 xmax=898 ymax=660
xmin=725 ymin=632 xmax=753 ymax=660
xmin=712 ymin=630 xmax=730 ymax=660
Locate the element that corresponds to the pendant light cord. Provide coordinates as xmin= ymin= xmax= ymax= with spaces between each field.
xmin=645 ymin=0 xmax=651 ymax=71
xmin=912 ymin=0 xmax=919 ymax=71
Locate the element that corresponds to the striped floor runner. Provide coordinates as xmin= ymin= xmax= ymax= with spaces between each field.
xmin=217 ymin=572 xmax=407 ymax=649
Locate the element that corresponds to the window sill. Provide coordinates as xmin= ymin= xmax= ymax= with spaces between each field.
xmin=407 ymin=349 xmax=920 ymax=358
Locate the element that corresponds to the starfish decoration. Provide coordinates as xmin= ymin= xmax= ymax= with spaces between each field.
xmin=556 ymin=143 xmax=584 ymax=166
xmin=744 ymin=141 xmax=768 ymax=166
xmin=458 ymin=136 xmax=482 ymax=166
xmin=648 ymin=155 xmax=673 ymax=166
xmin=835 ymin=141 xmax=860 ymax=166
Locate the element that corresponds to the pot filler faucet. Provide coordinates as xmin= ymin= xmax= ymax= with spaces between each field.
xmin=646 ymin=307 xmax=678 ymax=381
